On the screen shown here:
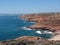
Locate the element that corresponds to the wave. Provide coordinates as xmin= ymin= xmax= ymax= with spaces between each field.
xmin=30 ymin=22 xmax=35 ymax=23
xmin=21 ymin=27 xmax=32 ymax=30
xmin=36 ymin=31 xmax=42 ymax=34
xmin=43 ymin=31 xmax=53 ymax=34
xmin=36 ymin=31 xmax=53 ymax=34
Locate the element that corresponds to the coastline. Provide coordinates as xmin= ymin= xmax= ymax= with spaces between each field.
xmin=0 ymin=13 xmax=60 ymax=45
xmin=20 ymin=13 xmax=60 ymax=41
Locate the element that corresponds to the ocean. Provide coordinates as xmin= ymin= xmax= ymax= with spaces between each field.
xmin=0 ymin=15 xmax=52 ymax=41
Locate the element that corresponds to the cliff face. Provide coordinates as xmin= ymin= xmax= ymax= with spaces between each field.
xmin=20 ymin=13 xmax=60 ymax=31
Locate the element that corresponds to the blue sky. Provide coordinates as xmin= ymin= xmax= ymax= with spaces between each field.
xmin=0 ymin=0 xmax=60 ymax=14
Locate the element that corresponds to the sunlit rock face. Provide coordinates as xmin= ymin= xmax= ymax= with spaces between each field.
xmin=20 ymin=13 xmax=60 ymax=31
xmin=0 ymin=36 xmax=60 ymax=45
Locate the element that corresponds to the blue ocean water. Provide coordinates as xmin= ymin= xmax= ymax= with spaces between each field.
xmin=0 ymin=15 xmax=52 ymax=41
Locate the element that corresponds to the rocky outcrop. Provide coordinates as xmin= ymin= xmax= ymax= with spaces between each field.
xmin=0 ymin=36 xmax=47 ymax=45
xmin=0 ymin=36 xmax=60 ymax=45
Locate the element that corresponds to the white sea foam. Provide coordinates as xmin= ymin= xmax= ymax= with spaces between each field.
xmin=36 ymin=30 xmax=53 ymax=34
xmin=21 ymin=27 xmax=32 ymax=30
xmin=30 ymin=22 xmax=35 ymax=23
xmin=47 ymin=32 xmax=53 ymax=34
xmin=36 ymin=31 xmax=42 ymax=34
xmin=43 ymin=31 xmax=53 ymax=34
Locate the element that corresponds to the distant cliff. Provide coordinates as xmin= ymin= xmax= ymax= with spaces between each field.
xmin=20 ymin=12 xmax=60 ymax=30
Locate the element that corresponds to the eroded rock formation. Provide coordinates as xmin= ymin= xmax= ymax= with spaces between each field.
xmin=20 ymin=13 xmax=60 ymax=31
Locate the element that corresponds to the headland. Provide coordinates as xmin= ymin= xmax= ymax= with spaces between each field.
xmin=20 ymin=12 xmax=60 ymax=41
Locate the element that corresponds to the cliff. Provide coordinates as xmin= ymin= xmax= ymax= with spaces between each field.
xmin=20 ymin=13 xmax=60 ymax=31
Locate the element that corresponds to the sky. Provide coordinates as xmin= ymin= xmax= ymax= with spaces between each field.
xmin=0 ymin=0 xmax=60 ymax=14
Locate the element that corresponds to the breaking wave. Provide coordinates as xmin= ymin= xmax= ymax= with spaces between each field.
xmin=21 ymin=27 xmax=32 ymax=30
xmin=36 ymin=31 xmax=42 ymax=34
xmin=36 ymin=30 xmax=53 ymax=34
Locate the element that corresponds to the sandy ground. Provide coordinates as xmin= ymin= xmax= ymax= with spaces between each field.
xmin=48 ymin=31 xmax=60 ymax=41
xmin=49 ymin=34 xmax=60 ymax=41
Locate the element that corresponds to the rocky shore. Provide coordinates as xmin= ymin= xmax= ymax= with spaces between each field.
xmin=20 ymin=12 xmax=60 ymax=41
xmin=0 ymin=13 xmax=60 ymax=45
xmin=20 ymin=13 xmax=60 ymax=31
xmin=0 ymin=36 xmax=60 ymax=45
